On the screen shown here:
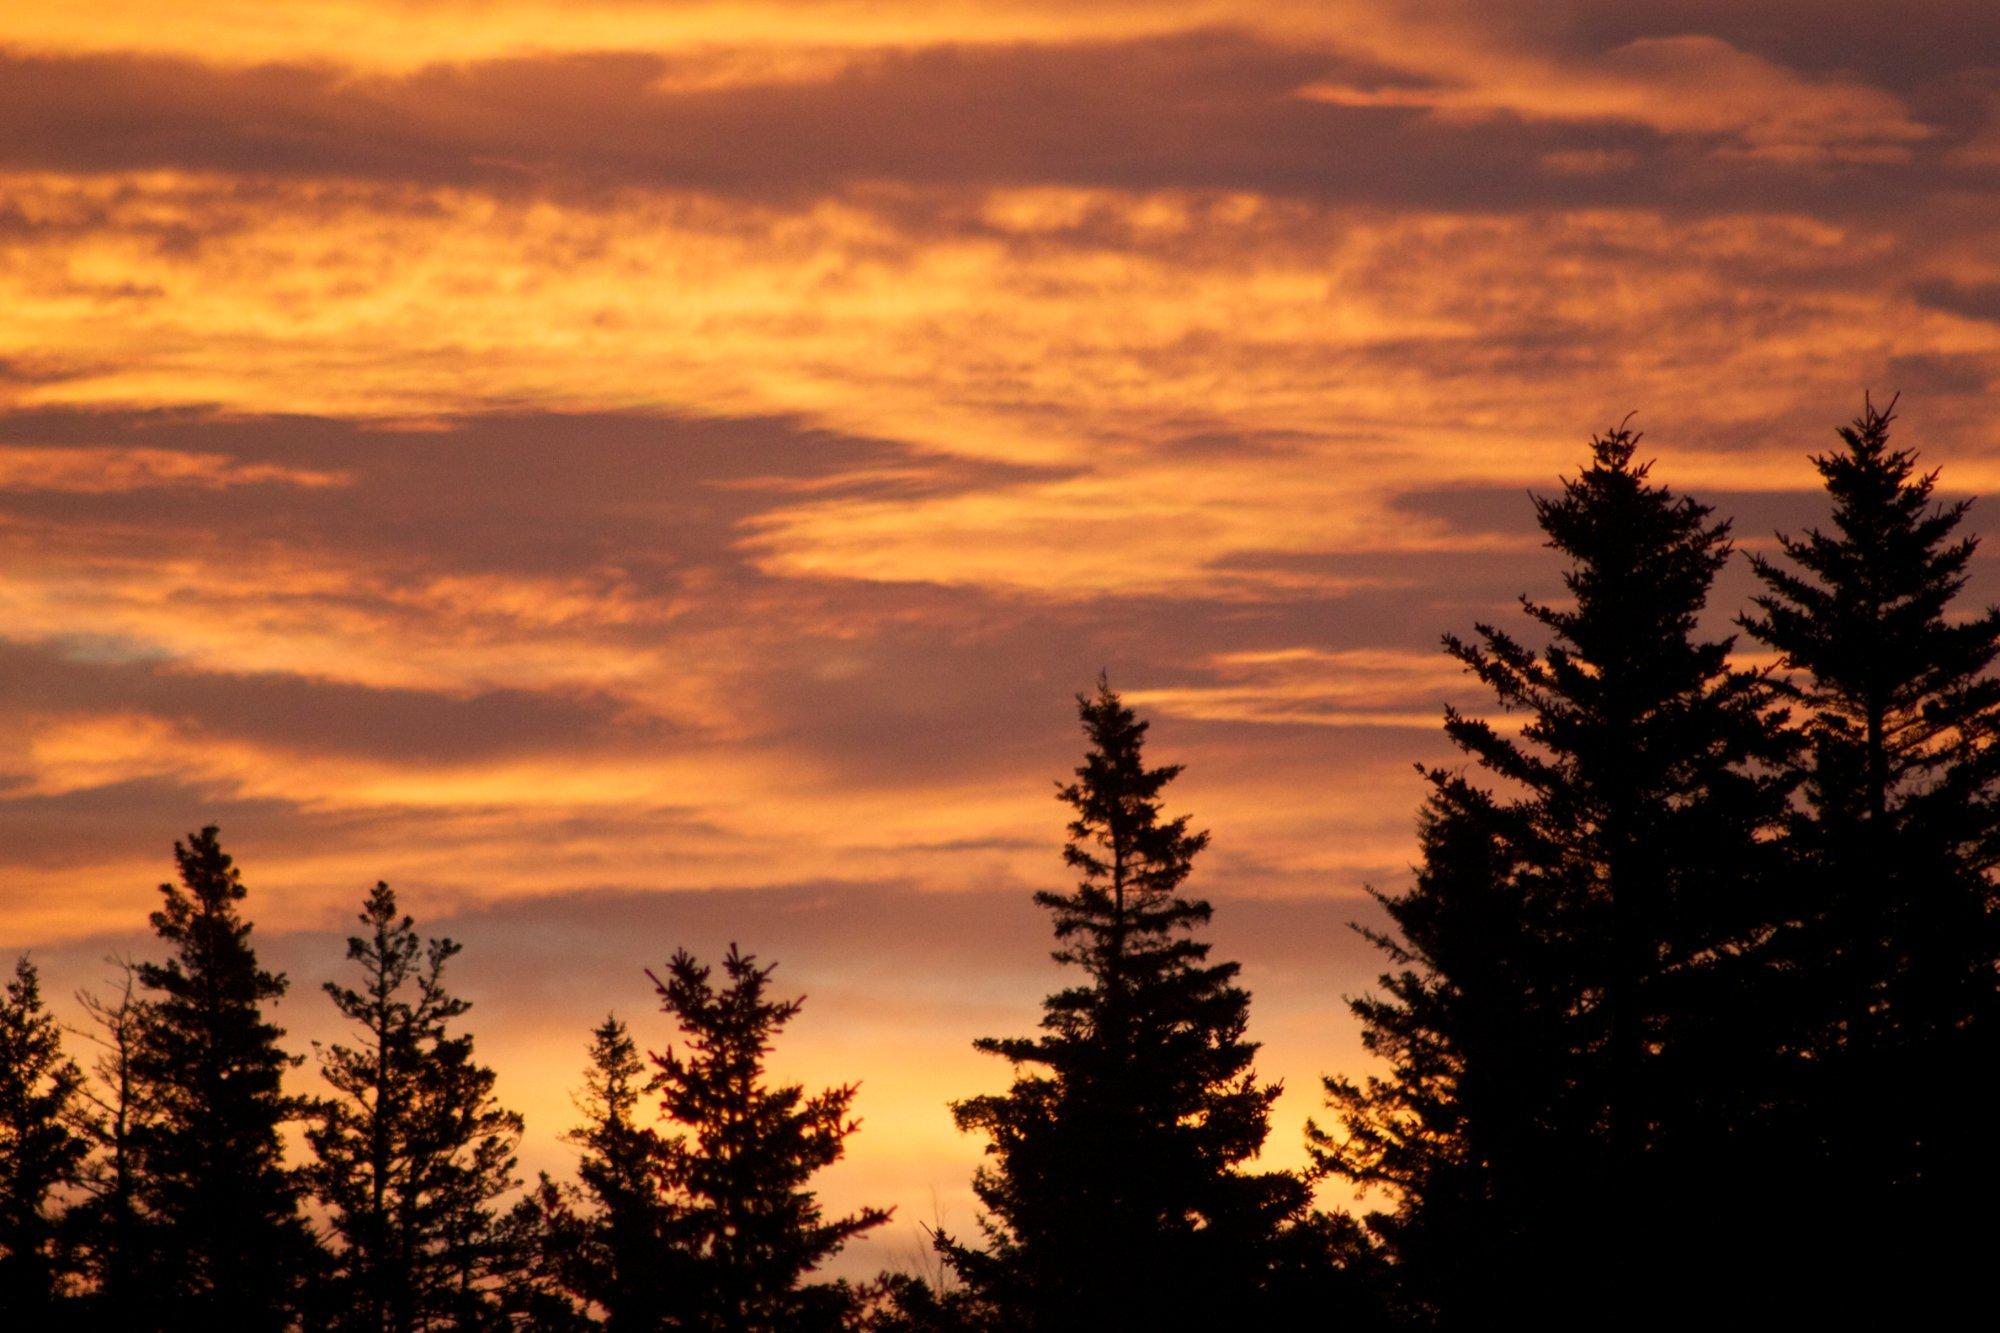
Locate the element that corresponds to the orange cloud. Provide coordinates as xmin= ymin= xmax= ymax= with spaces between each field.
xmin=0 ymin=445 xmax=347 ymax=492
xmin=4 ymin=0 xmax=1999 ymax=1263
xmin=1302 ymin=33 xmax=1928 ymax=163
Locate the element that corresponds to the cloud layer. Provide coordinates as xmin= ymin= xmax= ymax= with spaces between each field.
xmin=4 ymin=0 xmax=1998 ymax=1246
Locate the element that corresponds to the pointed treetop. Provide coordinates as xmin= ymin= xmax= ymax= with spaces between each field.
xmin=1585 ymin=415 xmax=1644 ymax=474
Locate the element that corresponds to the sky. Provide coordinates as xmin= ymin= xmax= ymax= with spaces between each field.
xmin=4 ymin=0 xmax=2000 ymax=1275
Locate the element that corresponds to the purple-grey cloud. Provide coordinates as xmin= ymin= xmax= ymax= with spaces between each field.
xmin=3 ymin=33 xmax=1992 ymax=212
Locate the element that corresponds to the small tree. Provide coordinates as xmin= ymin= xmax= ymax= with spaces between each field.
xmin=308 ymin=881 xmax=522 ymax=1332
xmin=863 ymin=1271 xmax=996 ymax=1333
xmin=521 ymin=1016 xmax=681 ymax=1330
xmin=67 ymin=959 xmax=155 ymax=1324
xmin=942 ymin=680 xmax=1307 ymax=1329
xmin=648 ymin=945 xmax=887 ymax=1331
xmin=133 ymin=826 xmax=320 ymax=1329
xmin=0 ymin=956 xmax=89 ymax=1320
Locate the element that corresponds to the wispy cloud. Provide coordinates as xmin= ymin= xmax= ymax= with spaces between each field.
xmin=3 ymin=0 xmax=1998 ymax=1248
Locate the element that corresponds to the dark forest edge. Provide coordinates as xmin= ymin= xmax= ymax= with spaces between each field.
xmin=2 ymin=397 xmax=1995 ymax=1330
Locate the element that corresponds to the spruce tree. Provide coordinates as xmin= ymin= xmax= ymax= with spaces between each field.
xmin=0 ymin=956 xmax=89 ymax=1320
xmin=647 ymin=945 xmax=887 ymax=1331
xmin=1741 ymin=396 xmax=2000 ymax=1293
xmin=517 ymin=1016 xmax=681 ymax=1330
xmin=1312 ymin=784 xmax=1552 ymax=1323
xmin=133 ymin=825 xmax=320 ymax=1329
xmin=308 ymin=881 xmax=523 ymax=1332
xmin=422 ymin=1031 xmax=524 ymax=1329
xmin=941 ymin=680 xmax=1307 ymax=1330
xmin=68 ymin=959 xmax=155 ymax=1324
xmin=1318 ymin=427 xmax=1796 ymax=1321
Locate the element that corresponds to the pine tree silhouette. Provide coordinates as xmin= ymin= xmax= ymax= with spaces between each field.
xmin=1320 ymin=427 xmax=1797 ymax=1321
xmin=647 ymin=945 xmax=888 ymax=1332
xmin=1742 ymin=395 xmax=2000 ymax=1304
xmin=510 ymin=1016 xmax=682 ymax=1330
xmin=864 ymin=1271 xmax=997 ymax=1332
xmin=133 ymin=826 xmax=321 ymax=1330
xmin=941 ymin=679 xmax=1307 ymax=1330
xmin=1313 ymin=784 xmax=1550 ymax=1323
xmin=68 ymin=959 xmax=155 ymax=1325
xmin=0 ymin=956 xmax=90 ymax=1320
xmin=308 ymin=881 xmax=523 ymax=1332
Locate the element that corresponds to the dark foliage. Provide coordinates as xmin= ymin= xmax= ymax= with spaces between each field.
xmin=1311 ymin=786 xmax=1546 ymax=1323
xmin=860 ymin=1272 xmax=997 ymax=1333
xmin=132 ymin=826 xmax=323 ymax=1330
xmin=1742 ymin=396 xmax=2000 ymax=1308
xmin=646 ymin=945 xmax=887 ymax=1331
xmin=5 ymin=395 xmax=1994 ymax=1331
xmin=942 ymin=679 xmax=1311 ymax=1330
xmin=67 ymin=959 xmax=155 ymax=1324
xmin=307 ymin=881 xmax=525 ymax=1331
xmin=0 ymin=956 xmax=90 ymax=1320
xmin=510 ymin=1016 xmax=680 ymax=1330
xmin=1319 ymin=426 xmax=1799 ymax=1323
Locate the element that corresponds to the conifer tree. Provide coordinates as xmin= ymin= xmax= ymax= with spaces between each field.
xmin=308 ymin=881 xmax=523 ymax=1332
xmin=0 ymin=956 xmax=89 ymax=1320
xmin=68 ymin=959 xmax=155 ymax=1323
xmin=518 ymin=1016 xmax=681 ymax=1330
xmin=1742 ymin=396 xmax=2000 ymax=1290
xmin=423 ymin=1035 xmax=525 ymax=1329
xmin=941 ymin=680 xmax=1307 ymax=1330
xmin=1319 ymin=427 xmax=1796 ymax=1321
xmin=863 ymin=1271 xmax=996 ymax=1333
xmin=493 ymin=1184 xmax=592 ymax=1331
xmin=1312 ymin=784 xmax=1551 ymax=1322
xmin=133 ymin=826 xmax=320 ymax=1330
xmin=647 ymin=945 xmax=887 ymax=1331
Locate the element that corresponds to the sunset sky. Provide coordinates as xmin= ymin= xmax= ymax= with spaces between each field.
xmin=5 ymin=0 xmax=2000 ymax=1274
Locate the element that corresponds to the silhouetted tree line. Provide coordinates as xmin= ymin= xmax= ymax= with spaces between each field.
xmin=1 ymin=400 xmax=1993 ymax=1329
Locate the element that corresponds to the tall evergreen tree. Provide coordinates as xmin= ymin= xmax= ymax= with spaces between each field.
xmin=1319 ymin=426 xmax=1796 ymax=1322
xmin=941 ymin=680 xmax=1307 ymax=1330
xmin=647 ymin=945 xmax=887 ymax=1332
xmin=308 ymin=881 xmax=523 ymax=1332
xmin=1312 ymin=784 xmax=1551 ymax=1323
xmin=514 ymin=1016 xmax=681 ymax=1330
xmin=68 ymin=959 xmax=155 ymax=1324
xmin=1741 ymin=396 xmax=2000 ymax=1293
xmin=133 ymin=825 xmax=320 ymax=1330
xmin=0 ymin=956 xmax=89 ymax=1321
